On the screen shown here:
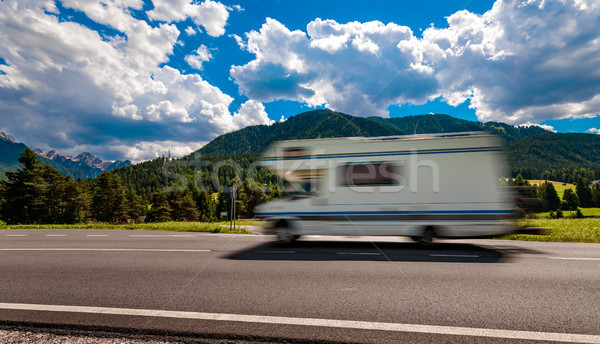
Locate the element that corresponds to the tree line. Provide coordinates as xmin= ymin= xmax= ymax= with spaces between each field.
xmin=510 ymin=174 xmax=600 ymax=214
xmin=0 ymin=149 xmax=279 ymax=225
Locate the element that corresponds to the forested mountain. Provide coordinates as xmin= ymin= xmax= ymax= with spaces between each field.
xmin=194 ymin=109 xmax=552 ymax=157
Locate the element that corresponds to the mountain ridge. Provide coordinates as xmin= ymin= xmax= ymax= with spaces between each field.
xmin=193 ymin=110 xmax=553 ymax=157
xmin=34 ymin=148 xmax=131 ymax=178
xmin=0 ymin=134 xmax=131 ymax=180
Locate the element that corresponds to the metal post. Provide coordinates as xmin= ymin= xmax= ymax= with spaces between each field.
xmin=229 ymin=186 xmax=233 ymax=231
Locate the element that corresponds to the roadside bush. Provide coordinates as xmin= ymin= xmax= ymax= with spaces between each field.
xmin=576 ymin=208 xmax=584 ymax=219
xmin=549 ymin=210 xmax=564 ymax=219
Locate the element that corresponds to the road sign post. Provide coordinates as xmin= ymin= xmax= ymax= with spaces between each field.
xmin=232 ymin=184 xmax=237 ymax=230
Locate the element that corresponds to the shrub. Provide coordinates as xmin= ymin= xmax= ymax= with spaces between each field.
xmin=556 ymin=209 xmax=563 ymax=219
xmin=576 ymin=208 xmax=584 ymax=219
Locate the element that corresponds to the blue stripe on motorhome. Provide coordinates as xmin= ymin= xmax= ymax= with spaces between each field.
xmin=262 ymin=148 xmax=503 ymax=162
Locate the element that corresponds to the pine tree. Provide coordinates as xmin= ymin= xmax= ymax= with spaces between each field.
xmin=562 ymin=188 xmax=579 ymax=211
xmin=537 ymin=181 xmax=560 ymax=211
xmin=124 ymin=187 xmax=142 ymax=222
xmin=0 ymin=148 xmax=88 ymax=224
xmin=215 ymin=192 xmax=227 ymax=220
xmin=237 ymin=179 xmax=267 ymax=219
xmin=91 ymin=171 xmax=127 ymax=223
xmin=576 ymin=176 xmax=594 ymax=207
xmin=1 ymin=148 xmax=48 ymax=224
xmin=147 ymin=191 xmax=172 ymax=222
xmin=195 ymin=191 xmax=216 ymax=222
xmin=180 ymin=192 xmax=200 ymax=221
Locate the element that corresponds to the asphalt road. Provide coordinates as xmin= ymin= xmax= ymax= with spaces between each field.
xmin=1 ymin=228 xmax=599 ymax=343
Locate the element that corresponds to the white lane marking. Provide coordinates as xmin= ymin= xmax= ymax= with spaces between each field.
xmin=0 ymin=248 xmax=210 ymax=252
xmin=547 ymin=257 xmax=600 ymax=261
xmin=86 ymin=235 xmax=108 ymax=237
xmin=5 ymin=234 xmax=27 ymax=237
xmin=429 ymin=254 xmax=480 ymax=258
xmin=0 ymin=303 xmax=598 ymax=343
xmin=45 ymin=234 xmax=66 ymax=237
xmin=129 ymin=234 xmax=199 ymax=237
xmin=337 ymin=252 xmax=381 ymax=256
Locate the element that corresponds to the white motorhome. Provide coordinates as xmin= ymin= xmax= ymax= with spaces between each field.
xmin=254 ymin=132 xmax=516 ymax=243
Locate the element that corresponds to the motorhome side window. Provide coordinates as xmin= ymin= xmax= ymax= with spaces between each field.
xmin=339 ymin=162 xmax=399 ymax=186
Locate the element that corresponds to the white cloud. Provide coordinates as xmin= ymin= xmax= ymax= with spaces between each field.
xmin=0 ymin=0 xmax=269 ymax=161
xmin=420 ymin=0 xmax=600 ymax=124
xmin=184 ymin=45 xmax=212 ymax=70
xmin=587 ymin=128 xmax=600 ymax=134
xmin=185 ymin=26 xmax=197 ymax=36
xmin=232 ymin=100 xmax=274 ymax=128
xmin=231 ymin=18 xmax=433 ymax=117
xmin=147 ymin=0 xmax=230 ymax=37
xmin=518 ymin=121 xmax=556 ymax=132
xmin=232 ymin=0 xmax=600 ymax=124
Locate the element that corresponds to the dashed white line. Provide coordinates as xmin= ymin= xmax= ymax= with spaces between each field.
xmin=5 ymin=234 xmax=27 ymax=237
xmin=0 ymin=303 xmax=598 ymax=343
xmin=129 ymin=234 xmax=201 ymax=237
xmin=547 ymin=257 xmax=600 ymax=261
xmin=0 ymin=248 xmax=211 ymax=252
xmin=86 ymin=234 xmax=108 ymax=237
xmin=44 ymin=234 xmax=66 ymax=237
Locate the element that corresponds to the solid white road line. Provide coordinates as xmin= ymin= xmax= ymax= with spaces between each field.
xmin=547 ymin=257 xmax=600 ymax=261
xmin=0 ymin=303 xmax=598 ymax=343
xmin=0 ymin=248 xmax=211 ymax=252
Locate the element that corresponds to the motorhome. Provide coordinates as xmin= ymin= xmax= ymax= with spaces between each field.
xmin=254 ymin=132 xmax=516 ymax=243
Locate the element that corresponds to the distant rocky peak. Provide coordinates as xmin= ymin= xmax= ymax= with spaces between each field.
xmin=74 ymin=152 xmax=103 ymax=167
xmin=0 ymin=131 xmax=16 ymax=143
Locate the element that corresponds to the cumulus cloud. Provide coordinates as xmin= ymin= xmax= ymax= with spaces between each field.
xmin=587 ymin=128 xmax=600 ymax=134
xmin=184 ymin=45 xmax=212 ymax=70
xmin=420 ymin=0 xmax=600 ymax=124
xmin=185 ymin=26 xmax=197 ymax=36
xmin=231 ymin=18 xmax=435 ymax=117
xmin=232 ymin=100 xmax=274 ymax=128
xmin=231 ymin=0 xmax=600 ymax=123
xmin=147 ymin=0 xmax=230 ymax=37
xmin=518 ymin=122 xmax=556 ymax=133
xmin=0 ymin=0 xmax=270 ymax=161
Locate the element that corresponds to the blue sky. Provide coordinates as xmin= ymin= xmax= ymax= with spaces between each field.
xmin=1 ymin=0 xmax=599 ymax=161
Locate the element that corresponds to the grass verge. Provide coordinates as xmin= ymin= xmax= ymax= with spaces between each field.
xmin=536 ymin=208 xmax=600 ymax=218
xmin=0 ymin=222 xmax=252 ymax=234
xmin=498 ymin=218 xmax=600 ymax=243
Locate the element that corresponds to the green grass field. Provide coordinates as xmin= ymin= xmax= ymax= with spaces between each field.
xmin=527 ymin=179 xmax=574 ymax=198
xmin=499 ymin=218 xmax=600 ymax=243
xmin=0 ymin=221 xmax=252 ymax=234
xmin=536 ymin=207 xmax=600 ymax=218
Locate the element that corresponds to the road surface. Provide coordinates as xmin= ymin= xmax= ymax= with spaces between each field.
xmin=0 ymin=228 xmax=599 ymax=343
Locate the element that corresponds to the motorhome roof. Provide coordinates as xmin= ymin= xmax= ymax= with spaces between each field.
xmin=271 ymin=131 xmax=490 ymax=144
